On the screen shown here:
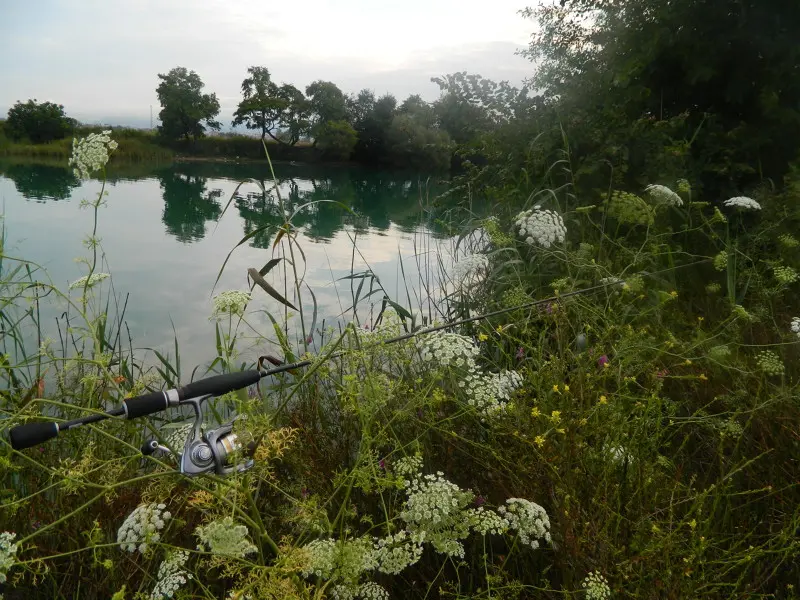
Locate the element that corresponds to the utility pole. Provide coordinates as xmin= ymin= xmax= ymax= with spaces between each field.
xmin=150 ymin=105 xmax=153 ymax=130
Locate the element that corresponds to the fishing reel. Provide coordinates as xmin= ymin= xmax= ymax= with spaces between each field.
xmin=141 ymin=394 xmax=254 ymax=477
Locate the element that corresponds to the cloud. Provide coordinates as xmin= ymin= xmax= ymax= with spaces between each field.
xmin=0 ymin=0 xmax=536 ymax=126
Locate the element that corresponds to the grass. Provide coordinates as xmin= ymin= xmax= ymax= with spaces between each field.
xmin=0 ymin=136 xmax=799 ymax=599
xmin=0 ymin=124 xmax=173 ymax=163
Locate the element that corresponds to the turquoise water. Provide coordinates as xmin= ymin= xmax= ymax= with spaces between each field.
xmin=0 ymin=160 xmax=455 ymax=371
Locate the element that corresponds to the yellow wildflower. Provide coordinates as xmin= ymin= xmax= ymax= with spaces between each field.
xmin=563 ymin=384 xmax=570 ymax=392
xmin=550 ymin=410 xmax=561 ymax=424
xmin=556 ymin=428 xmax=566 ymax=434
xmin=531 ymin=407 xmax=541 ymax=418
xmin=599 ymin=395 xmax=608 ymax=405
xmin=478 ymin=333 xmax=488 ymax=342
xmin=579 ymin=418 xmax=588 ymax=426
xmin=669 ymin=290 xmax=678 ymax=298
xmin=552 ymin=384 xmax=559 ymax=392
xmin=698 ymin=373 xmax=708 ymax=381
xmin=534 ymin=435 xmax=545 ymax=448
xmin=684 ymin=359 xmax=692 ymax=366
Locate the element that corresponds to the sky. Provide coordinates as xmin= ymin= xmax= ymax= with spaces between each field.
xmin=0 ymin=0 xmax=536 ymax=129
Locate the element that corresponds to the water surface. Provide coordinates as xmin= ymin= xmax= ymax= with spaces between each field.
xmin=0 ymin=160 xmax=455 ymax=370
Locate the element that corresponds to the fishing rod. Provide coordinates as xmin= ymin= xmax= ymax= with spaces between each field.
xmin=6 ymin=258 xmax=709 ymax=475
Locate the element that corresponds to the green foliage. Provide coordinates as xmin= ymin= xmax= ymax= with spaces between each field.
xmin=315 ymin=120 xmax=357 ymax=160
xmin=385 ymin=113 xmax=452 ymax=171
xmin=306 ymin=80 xmax=348 ymax=133
xmin=3 ymin=134 xmax=800 ymax=598
xmin=5 ymin=99 xmax=76 ymax=144
xmin=518 ymin=0 xmax=800 ymax=192
xmin=156 ymin=67 xmax=221 ymax=142
xmin=232 ymin=66 xmax=311 ymax=145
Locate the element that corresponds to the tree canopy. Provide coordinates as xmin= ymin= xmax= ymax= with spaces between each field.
xmin=232 ymin=67 xmax=310 ymax=145
xmin=5 ymin=100 xmax=76 ymax=144
xmin=156 ymin=67 xmax=221 ymax=142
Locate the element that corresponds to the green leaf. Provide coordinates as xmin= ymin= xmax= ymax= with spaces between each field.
xmin=247 ymin=267 xmax=298 ymax=311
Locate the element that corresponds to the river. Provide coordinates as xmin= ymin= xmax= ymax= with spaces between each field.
xmin=0 ymin=159 xmax=457 ymax=371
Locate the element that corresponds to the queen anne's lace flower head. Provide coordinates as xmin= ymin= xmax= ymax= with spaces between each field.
xmin=773 ymin=265 xmax=798 ymax=285
xmin=195 ymin=517 xmax=257 ymax=558
xmin=372 ymin=530 xmax=425 ymax=574
xmin=69 ymin=130 xmax=118 ymax=179
xmin=459 ymin=370 xmax=523 ymax=417
xmin=117 ymin=503 xmax=171 ymax=553
xmin=301 ymin=538 xmax=337 ymax=578
xmin=791 ymin=317 xmax=800 ymax=338
xmin=0 ymin=531 xmax=19 ymax=584
xmin=497 ymin=498 xmax=551 ymax=550
xmin=645 ymin=184 xmax=683 ymax=207
xmin=400 ymin=471 xmax=473 ymax=558
xmin=451 ymin=253 xmax=489 ymax=287
xmin=211 ymin=290 xmax=251 ymax=318
xmin=150 ymin=550 xmax=192 ymax=599
xmin=583 ymin=571 xmax=611 ymax=599
xmin=69 ymin=272 xmax=110 ymax=290
xmin=514 ymin=206 xmax=567 ymax=248
xmin=723 ymin=196 xmax=761 ymax=211
xmin=418 ymin=332 xmax=479 ymax=370
xmin=755 ymin=350 xmax=784 ymax=376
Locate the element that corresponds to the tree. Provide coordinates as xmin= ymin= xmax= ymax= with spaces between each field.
xmin=274 ymin=84 xmax=311 ymax=145
xmin=350 ymin=93 xmax=397 ymax=165
xmin=305 ymin=81 xmax=348 ymax=137
xmin=386 ymin=114 xmax=452 ymax=171
xmin=315 ymin=120 xmax=357 ymax=160
xmin=5 ymin=100 xmax=76 ymax=143
xmin=232 ymin=66 xmax=283 ymax=141
xmin=232 ymin=69 xmax=311 ymax=146
xmin=399 ymin=94 xmax=435 ymax=128
xmin=520 ymin=0 xmax=800 ymax=188
xmin=156 ymin=67 xmax=221 ymax=142
xmin=346 ymin=89 xmax=376 ymax=129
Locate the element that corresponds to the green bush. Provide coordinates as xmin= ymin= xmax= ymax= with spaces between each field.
xmin=5 ymin=99 xmax=76 ymax=144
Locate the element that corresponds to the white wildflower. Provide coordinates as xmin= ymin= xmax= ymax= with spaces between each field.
xmin=791 ymin=317 xmax=800 ymax=338
xmin=211 ymin=290 xmax=251 ymax=318
xmin=394 ymin=455 xmax=424 ymax=479
xmin=163 ymin=422 xmax=193 ymax=452
xmin=358 ymin=582 xmax=390 ymax=600
xmin=195 ymin=517 xmax=257 ymax=558
xmin=451 ymin=253 xmax=489 ymax=287
xmin=600 ymin=276 xmax=624 ymax=288
xmin=497 ymin=498 xmax=551 ymax=550
xmin=514 ymin=207 xmax=567 ymax=248
xmin=0 ymin=532 xmax=19 ymax=584
xmin=331 ymin=585 xmax=356 ymax=600
xmin=723 ymin=196 xmax=761 ymax=211
xmin=301 ymin=538 xmax=337 ymax=578
xmin=150 ymin=550 xmax=192 ymax=599
xmin=462 ymin=370 xmax=523 ymax=417
xmin=583 ymin=570 xmax=611 ymax=599
xmin=773 ymin=265 xmax=798 ymax=285
xmin=117 ymin=503 xmax=171 ymax=553
xmin=608 ymin=445 xmax=632 ymax=465
xmin=418 ymin=331 xmax=480 ymax=370
xmin=400 ymin=472 xmax=473 ymax=558
xmin=645 ymin=184 xmax=683 ymax=207
xmin=465 ymin=507 xmax=509 ymax=536
xmin=372 ymin=530 xmax=425 ymax=574
xmin=69 ymin=130 xmax=116 ymax=179
xmin=69 ymin=272 xmax=110 ymax=290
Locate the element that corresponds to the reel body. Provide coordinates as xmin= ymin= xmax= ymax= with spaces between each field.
xmin=141 ymin=394 xmax=254 ymax=476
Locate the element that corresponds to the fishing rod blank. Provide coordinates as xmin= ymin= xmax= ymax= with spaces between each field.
xmin=9 ymin=370 xmax=262 ymax=451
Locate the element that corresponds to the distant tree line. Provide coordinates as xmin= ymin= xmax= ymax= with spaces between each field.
xmin=153 ymin=65 xmax=466 ymax=170
xmin=4 ymin=67 xmax=525 ymax=171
